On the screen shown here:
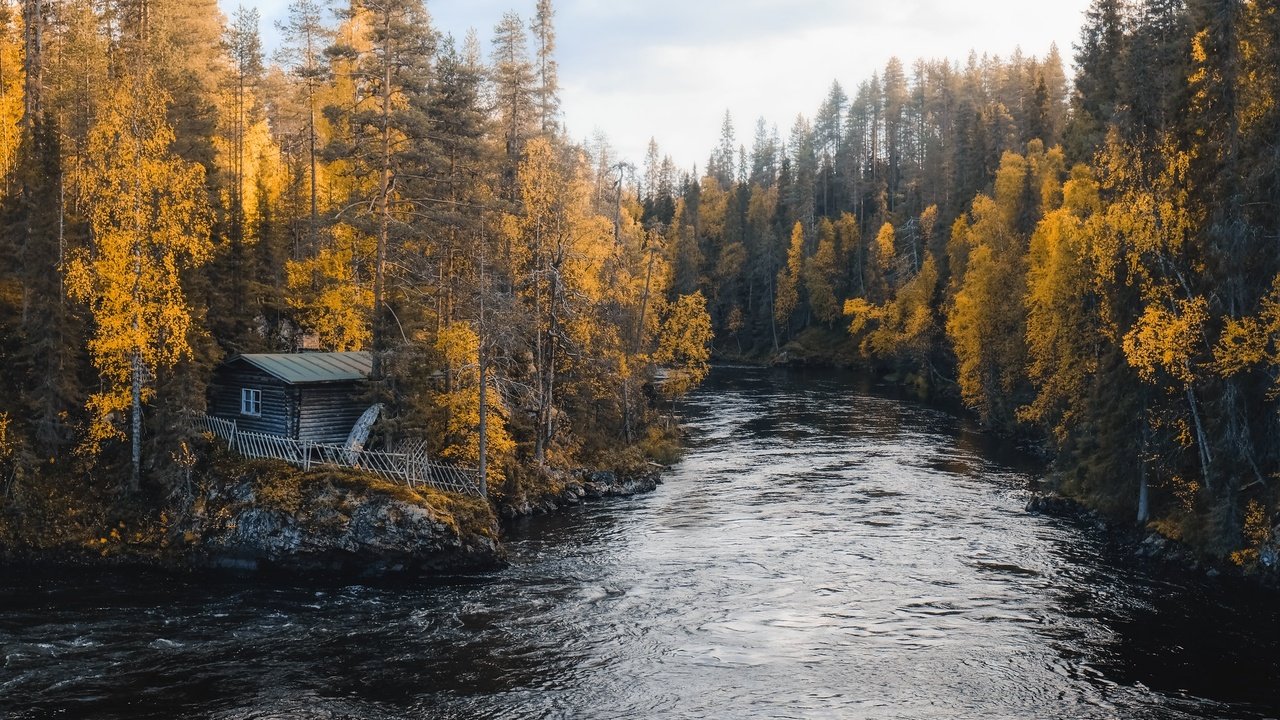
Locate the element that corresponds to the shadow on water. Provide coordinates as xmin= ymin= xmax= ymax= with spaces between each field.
xmin=3 ymin=365 xmax=1280 ymax=719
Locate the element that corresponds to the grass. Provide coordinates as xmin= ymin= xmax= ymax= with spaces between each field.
xmin=0 ymin=441 xmax=504 ymax=564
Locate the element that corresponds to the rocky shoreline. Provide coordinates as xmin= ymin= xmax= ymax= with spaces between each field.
xmin=0 ymin=457 xmax=665 ymax=581
xmin=495 ymin=467 xmax=664 ymax=519
xmin=1025 ymin=493 xmax=1280 ymax=588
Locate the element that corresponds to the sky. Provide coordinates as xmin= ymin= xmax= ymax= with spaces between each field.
xmin=218 ymin=0 xmax=1094 ymax=170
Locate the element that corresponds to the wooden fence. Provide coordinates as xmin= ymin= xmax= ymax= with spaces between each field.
xmin=198 ymin=415 xmax=483 ymax=497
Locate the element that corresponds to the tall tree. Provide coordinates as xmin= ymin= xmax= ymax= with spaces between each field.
xmin=1066 ymin=0 xmax=1128 ymax=161
xmin=66 ymin=73 xmax=212 ymax=491
xmin=530 ymin=0 xmax=558 ymax=135
xmin=491 ymin=10 xmax=534 ymax=189
xmin=276 ymin=0 xmax=333 ymax=250
xmin=218 ymin=5 xmax=266 ymax=347
xmin=326 ymin=0 xmax=436 ymax=380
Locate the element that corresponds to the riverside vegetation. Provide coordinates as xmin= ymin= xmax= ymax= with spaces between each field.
xmin=642 ymin=0 xmax=1280 ymax=573
xmin=2 ymin=0 xmax=1280 ymax=576
xmin=0 ymin=0 xmax=707 ymax=572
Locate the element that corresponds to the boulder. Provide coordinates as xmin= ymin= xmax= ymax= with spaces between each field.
xmin=176 ymin=463 xmax=505 ymax=578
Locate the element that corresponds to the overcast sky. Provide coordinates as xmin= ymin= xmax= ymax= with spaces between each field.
xmin=218 ymin=0 xmax=1093 ymax=170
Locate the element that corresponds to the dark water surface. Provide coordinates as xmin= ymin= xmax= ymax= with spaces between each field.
xmin=4 ymin=367 xmax=1280 ymax=719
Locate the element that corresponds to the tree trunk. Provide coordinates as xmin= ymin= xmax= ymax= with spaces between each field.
xmin=1186 ymin=385 xmax=1213 ymax=491
xmin=130 ymin=350 xmax=142 ymax=493
xmin=478 ymin=345 xmax=489 ymax=498
xmin=533 ymin=220 xmax=546 ymax=464
xmin=373 ymin=13 xmax=392 ymax=381
xmin=769 ymin=277 xmax=779 ymax=352
xmin=477 ymin=249 xmax=489 ymax=497
xmin=308 ymin=83 xmax=318 ymax=251
xmin=22 ymin=0 xmax=42 ymax=131
xmin=539 ymin=260 xmax=563 ymax=463
xmin=1136 ymin=458 xmax=1150 ymax=525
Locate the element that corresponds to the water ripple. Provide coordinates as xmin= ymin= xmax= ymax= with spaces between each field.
xmin=3 ymin=367 xmax=1280 ymax=718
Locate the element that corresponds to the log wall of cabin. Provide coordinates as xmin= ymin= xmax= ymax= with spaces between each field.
xmin=208 ymin=363 xmax=295 ymax=437
xmin=297 ymin=383 xmax=368 ymax=444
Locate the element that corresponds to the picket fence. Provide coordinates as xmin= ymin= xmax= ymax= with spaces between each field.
xmin=199 ymin=415 xmax=482 ymax=497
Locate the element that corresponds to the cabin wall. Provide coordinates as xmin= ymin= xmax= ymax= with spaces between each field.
xmin=208 ymin=364 xmax=294 ymax=437
xmin=298 ymin=383 xmax=368 ymax=444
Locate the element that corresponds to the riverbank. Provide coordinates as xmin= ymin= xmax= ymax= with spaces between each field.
xmin=0 ymin=438 xmax=671 ymax=580
xmin=1026 ymin=492 xmax=1280 ymax=589
xmin=7 ymin=365 xmax=1280 ymax=720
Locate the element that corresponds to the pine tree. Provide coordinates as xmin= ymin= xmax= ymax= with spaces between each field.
xmin=276 ymin=0 xmax=334 ymax=252
xmin=531 ymin=0 xmax=558 ymax=135
xmin=216 ymin=5 xmax=267 ymax=350
xmin=325 ymin=0 xmax=436 ymax=381
xmin=709 ymin=110 xmax=736 ymax=188
xmin=491 ymin=10 xmax=534 ymax=190
xmin=814 ymin=81 xmax=847 ymax=215
xmin=786 ymin=115 xmax=817 ymax=233
xmin=1066 ymin=0 xmax=1128 ymax=162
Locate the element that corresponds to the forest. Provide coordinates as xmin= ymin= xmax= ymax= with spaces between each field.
xmin=647 ymin=0 xmax=1280 ymax=560
xmin=0 ymin=0 xmax=711 ymax=518
xmin=0 ymin=0 xmax=1277 ymax=564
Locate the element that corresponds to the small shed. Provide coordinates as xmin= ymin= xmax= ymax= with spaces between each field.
xmin=208 ymin=352 xmax=373 ymax=444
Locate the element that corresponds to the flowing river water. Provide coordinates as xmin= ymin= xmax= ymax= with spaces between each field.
xmin=3 ymin=367 xmax=1280 ymax=719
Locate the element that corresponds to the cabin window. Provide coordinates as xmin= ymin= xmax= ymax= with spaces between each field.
xmin=241 ymin=388 xmax=262 ymax=417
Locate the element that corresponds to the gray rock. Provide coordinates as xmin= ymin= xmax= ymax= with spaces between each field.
xmin=176 ymin=469 xmax=505 ymax=578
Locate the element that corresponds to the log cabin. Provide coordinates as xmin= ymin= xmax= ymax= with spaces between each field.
xmin=207 ymin=352 xmax=373 ymax=444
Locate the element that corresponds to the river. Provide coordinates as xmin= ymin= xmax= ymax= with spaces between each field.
xmin=3 ymin=367 xmax=1280 ymax=719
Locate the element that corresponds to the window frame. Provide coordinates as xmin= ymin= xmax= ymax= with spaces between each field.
xmin=240 ymin=387 xmax=262 ymax=417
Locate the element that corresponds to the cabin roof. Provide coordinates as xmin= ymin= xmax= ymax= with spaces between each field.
xmin=230 ymin=352 xmax=372 ymax=385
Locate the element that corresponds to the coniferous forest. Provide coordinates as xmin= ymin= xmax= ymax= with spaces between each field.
xmin=653 ymin=0 xmax=1280 ymax=562
xmin=11 ymin=2 xmax=1280 ymax=718
xmin=0 ymin=0 xmax=1278 ymax=567
xmin=0 ymin=0 xmax=713 ymax=536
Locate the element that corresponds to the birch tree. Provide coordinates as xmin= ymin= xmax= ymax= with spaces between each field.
xmin=67 ymin=73 xmax=212 ymax=491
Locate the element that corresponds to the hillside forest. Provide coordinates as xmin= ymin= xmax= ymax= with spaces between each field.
xmin=0 ymin=0 xmax=1278 ymax=562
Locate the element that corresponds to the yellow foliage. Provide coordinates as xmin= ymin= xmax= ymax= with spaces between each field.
xmin=1214 ymin=274 xmax=1280 ymax=391
xmin=506 ymin=138 xmax=612 ymax=316
xmin=775 ymin=222 xmax=804 ymax=326
xmin=992 ymin=151 xmax=1029 ymax=226
xmin=945 ymin=161 xmax=1031 ymax=423
xmin=804 ymin=225 xmax=840 ymax=324
xmin=66 ymin=72 xmax=213 ymax=449
xmin=1244 ymin=499 xmax=1271 ymax=549
xmin=844 ymin=298 xmax=883 ymax=338
xmin=213 ymin=114 xmax=287 ymax=243
xmin=285 ymin=225 xmax=373 ymax=351
xmin=1232 ymin=499 xmax=1271 ymax=567
xmin=1123 ymin=296 xmax=1209 ymax=385
xmin=656 ymin=292 xmax=713 ymax=399
xmin=432 ymin=323 xmax=515 ymax=478
xmin=1171 ymin=474 xmax=1200 ymax=513
xmin=699 ymin=176 xmax=728 ymax=242
xmin=873 ymin=222 xmax=895 ymax=275
xmin=0 ymin=7 xmax=22 ymax=184
xmin=726 ymin=306 xmax=745 ymax=335
xmin=1092 ymin=134 xmax=1198 ymax=301
xmin=1020 ymin=171 xmax=1101 ymax=437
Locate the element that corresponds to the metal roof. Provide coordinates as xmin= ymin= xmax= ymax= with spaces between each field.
xmin=234 ymin=352 xmax=372 ymax=385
